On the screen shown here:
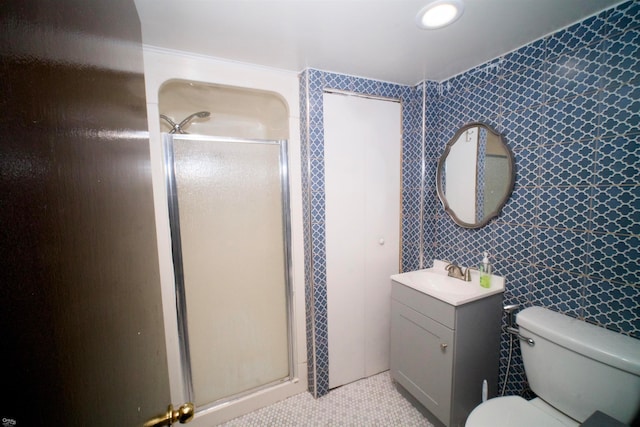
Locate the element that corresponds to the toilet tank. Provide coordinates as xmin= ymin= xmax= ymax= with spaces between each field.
xmin=516 ymin=307 xmax=640 ymax=424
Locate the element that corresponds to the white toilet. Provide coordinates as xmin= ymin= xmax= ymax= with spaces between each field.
xmin=466 ymin=306 xmax=640 ymax=426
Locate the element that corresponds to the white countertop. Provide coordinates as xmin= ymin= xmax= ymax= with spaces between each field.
xmin=390 ymin=260 xmax=505 ymax=306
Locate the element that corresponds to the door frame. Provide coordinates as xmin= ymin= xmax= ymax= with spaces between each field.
xmin=323 ymin=90 xmax=403 ymax=389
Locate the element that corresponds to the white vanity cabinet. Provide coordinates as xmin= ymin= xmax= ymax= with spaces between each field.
xmin=390 ymin=279 xmax=503 ymax=427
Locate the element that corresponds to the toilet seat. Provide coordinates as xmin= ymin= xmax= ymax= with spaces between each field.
xmin=465 ymin=396 xmax=578 ymax=427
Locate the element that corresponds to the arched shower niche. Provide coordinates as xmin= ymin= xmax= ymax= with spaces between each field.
xmin=159 ymin=79 xmax=289 ymax=139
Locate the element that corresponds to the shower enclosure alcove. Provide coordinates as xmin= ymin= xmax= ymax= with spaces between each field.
xmin=158 ymin=80 xmax=302 ymax=424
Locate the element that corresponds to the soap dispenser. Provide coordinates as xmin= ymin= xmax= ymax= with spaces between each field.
xmin=479 ymin=252 xmax=492 ymax=288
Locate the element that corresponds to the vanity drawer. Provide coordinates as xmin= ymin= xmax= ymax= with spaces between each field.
xmin=391 ymin=280 xmax=456 ymax=329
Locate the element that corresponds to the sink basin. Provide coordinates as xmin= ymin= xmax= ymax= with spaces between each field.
xmin=401 ymin=271 xmax=477 ymax=295
xmin=390 ymin=260 xmax=505 ymax=306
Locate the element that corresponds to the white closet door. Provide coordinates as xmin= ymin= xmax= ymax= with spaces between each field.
xmin=324 ymin=92 xmax=401 ymax=389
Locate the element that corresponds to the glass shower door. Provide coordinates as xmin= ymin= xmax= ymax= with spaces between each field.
xmin=164 ymin=134 xmax=293 ymax=410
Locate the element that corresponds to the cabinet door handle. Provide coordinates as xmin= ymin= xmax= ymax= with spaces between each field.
xmin=440 ymin=343 xmax=448 ymax=351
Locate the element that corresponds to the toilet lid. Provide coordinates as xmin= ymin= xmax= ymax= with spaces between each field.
xmin=465 ymin=396 xmax=571 ymax=427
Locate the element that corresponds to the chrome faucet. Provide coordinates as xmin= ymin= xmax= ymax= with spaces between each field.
xmin=445 ymin=263 xmax=468 ymax=281
xmin=463 ymin=266 xmax=478 ymax=282
xmin=446 ymin=263 xmax=475 ymax=282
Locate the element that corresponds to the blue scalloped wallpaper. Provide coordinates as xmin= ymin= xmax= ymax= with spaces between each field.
xmin=301 ymin=0 xmax=639 ymax=398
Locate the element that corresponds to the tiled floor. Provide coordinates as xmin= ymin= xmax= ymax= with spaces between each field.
xmin=219 ymin=371 xmax=434 ymax=426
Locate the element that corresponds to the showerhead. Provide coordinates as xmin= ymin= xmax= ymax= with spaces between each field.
xmin=160 ymin=111 xmax=212 ymax=134
xmin=177 ymin=111 xmax=211 ymax=131
xmin=160 ymin=114 xmax=177 ymax=127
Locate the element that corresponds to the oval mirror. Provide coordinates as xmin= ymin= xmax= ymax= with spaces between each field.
xmin=436 ymin=122 xmax=515 ymax=228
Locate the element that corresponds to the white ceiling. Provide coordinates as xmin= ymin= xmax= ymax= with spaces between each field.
xmin=134 ymin=0 xmax=623 ymax=85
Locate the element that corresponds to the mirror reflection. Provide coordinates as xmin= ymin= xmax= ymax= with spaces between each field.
xmin=436 ymin=122 xmax=515 ymax=228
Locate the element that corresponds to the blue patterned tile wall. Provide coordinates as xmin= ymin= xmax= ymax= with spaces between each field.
xmin=299 ymin=70 xmax=420 ymax=396
xmin=299 ymin=0 xmax=638 ymax=401
xmin=428 ymin=0 xmax=640 ymax=396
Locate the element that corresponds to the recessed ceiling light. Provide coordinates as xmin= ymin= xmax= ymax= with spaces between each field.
xmin=416 ymin=0 xmax=465 ymax=30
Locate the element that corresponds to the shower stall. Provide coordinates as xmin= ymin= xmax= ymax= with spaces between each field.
xmin=165 ymin=133 xmax=293 ymax=410
xmin=156 ymin=80 xmax=304 ymax=424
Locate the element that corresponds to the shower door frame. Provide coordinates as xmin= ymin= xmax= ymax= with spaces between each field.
xmin=163 ymin=133 xmax=296 ymax=412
